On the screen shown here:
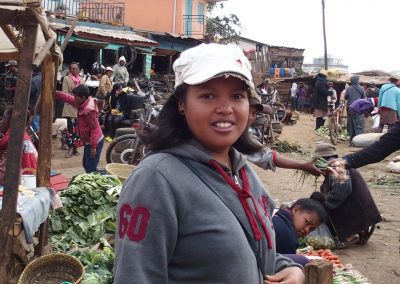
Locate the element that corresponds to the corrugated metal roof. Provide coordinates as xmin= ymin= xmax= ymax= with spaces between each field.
xmin=50 ymin=23 xmax=158 ymax=46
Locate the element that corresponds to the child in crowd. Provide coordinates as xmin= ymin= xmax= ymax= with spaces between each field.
xmin=62 ymin=128 xmax=81 ymax=158
xmin=272 ymin=193 xmax=327 ymax=266
xmin=56 ymin=85 xmax=104 ymax=173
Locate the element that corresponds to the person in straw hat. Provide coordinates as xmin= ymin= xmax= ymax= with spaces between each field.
xmin=312 ymin=69 xmax=330 ymax=130
xmin=97 ymin=66 xmax=114 ymax=109
xmin=115 ymin=43 xmax=304 ymax=283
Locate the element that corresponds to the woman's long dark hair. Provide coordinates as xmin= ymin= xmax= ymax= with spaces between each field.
xmin=140 ymin=83 xmax=262 ymax=154
xmin=110 ymin=83 xmax=122 ymax=97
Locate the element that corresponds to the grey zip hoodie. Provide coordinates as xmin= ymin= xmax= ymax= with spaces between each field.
xmin=345 ymin=76 xmax=365 ymax=105
xmin=114 ymin=139 xmax=301 ymax=283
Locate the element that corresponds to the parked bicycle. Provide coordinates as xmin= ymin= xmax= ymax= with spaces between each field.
xmin=328 ymin=103 xmax=347 ymax=145
xmin=260 ymin=89 xmax=287 ymax=122
xmin=105 ymin=85 xmax=162 ymax=165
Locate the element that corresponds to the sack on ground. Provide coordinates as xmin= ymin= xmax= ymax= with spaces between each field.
xmin=352 ymin=133 xmax=383 ymax=147
xmin=387 ymin=156 xmax=400 ymax=174
xmin=304 ymin=223 xmax=335 ymax=249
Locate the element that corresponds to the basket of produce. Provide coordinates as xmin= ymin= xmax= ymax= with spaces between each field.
xmin=18 ymin=253 xmax=84 ymax=284
xmin=105 ymin=163 xmax=135 ymax=183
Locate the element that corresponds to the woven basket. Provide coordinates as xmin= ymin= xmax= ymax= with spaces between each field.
xmin=18 ymin=253 xmax=84 ymax=284
xmin=105 ymin=163 xmax=135 ymax=183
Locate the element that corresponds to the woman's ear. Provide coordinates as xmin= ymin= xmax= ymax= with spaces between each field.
xmin=178 ymin=100 xmax=185 ymax=113
xmin=292 ymin=205 xmax=301 ymax=215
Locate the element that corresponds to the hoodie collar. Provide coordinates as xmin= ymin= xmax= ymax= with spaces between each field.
xmin=146 ymin=138 xmax=248 ymax=174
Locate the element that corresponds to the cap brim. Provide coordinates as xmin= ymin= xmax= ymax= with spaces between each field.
xmin=184 ymin=70 xmax=254 ymax=89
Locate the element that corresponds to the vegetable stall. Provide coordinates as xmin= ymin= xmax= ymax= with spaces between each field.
xmin=0 ymin=1 xmax=62 ymax=282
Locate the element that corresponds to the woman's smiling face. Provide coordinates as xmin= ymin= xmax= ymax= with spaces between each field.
xmin=179 ymin=76 xmax=250 ymax=155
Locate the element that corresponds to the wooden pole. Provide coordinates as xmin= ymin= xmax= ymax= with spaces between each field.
xmin=322 ymin=0 xmax=328 ymax=70
xmin=0 ymin=22 xmax=38 ymax=284
xmin=60 ymin=17 xmax=79 ymax=53
xmin=34 ymin=53 xmax=55 ymax=257
xmin=32 ymin=37 xmax=56 ymax=69
xmin=0 ymin=25 xmax=22 ymax=49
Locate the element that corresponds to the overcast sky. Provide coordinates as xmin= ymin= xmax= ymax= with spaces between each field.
xmin=214 ymin=0 xmax=399 ymax=73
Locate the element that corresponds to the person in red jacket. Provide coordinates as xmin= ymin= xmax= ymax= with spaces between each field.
xmin=56 ymin=85 xmax=104 ymax=173
xmin=0 ymin=107 xmax=37 ymax=184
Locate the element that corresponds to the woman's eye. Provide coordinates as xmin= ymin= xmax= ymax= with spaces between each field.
xmin=200 ymin=93 xmax=215 ymax=100
xmin=233 ymin=93 xmax=246 ymax=100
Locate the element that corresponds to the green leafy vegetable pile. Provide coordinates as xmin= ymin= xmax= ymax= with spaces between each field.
xmin=271 ymin=140 xmax=304 ymax=154
xmin=69 ymin=239 xmax=115 ymax=284
xmin=49 ymin=173 xmax=122 ymax=283
xmin=49 ymin=173 xmax=122 ymax=251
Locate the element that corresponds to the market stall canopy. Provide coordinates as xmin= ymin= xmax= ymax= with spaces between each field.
xmin=50 ymin=22 xmax=158 ymax=47
xmin=0 ymin=3 xmax=63 ymax=63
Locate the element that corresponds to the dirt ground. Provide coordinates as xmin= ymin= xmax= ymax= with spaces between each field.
xmin=251 ymin=113 xmax=400 ymax=283
xmin=51 ymin=113 xmax=400 ymax=283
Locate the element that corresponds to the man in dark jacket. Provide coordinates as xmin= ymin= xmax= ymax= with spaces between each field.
xmin=345 ymin=76 xmax=365 ymax=140
xmin=344 ymin=120 xmax=400 ymax=169
xmin=312 ymin=70 xmax=330 ymax=130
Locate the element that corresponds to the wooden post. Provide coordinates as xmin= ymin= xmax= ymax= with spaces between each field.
xmin=60 ymin=17 xmax=78 ymax=53
xmin=0 ymin=25 xmax=22 ymax=49
xmin=34 ymin=53 xmax=55 ymax=257
xmin=304 ymin=259 xmax=333 ymax=284
xmin=0 ymin=22 xmax=38 ymax=284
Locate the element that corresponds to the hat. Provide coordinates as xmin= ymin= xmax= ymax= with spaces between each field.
xmin=390 ymin=74 xmax=400 ymax=81
xmin=173 ymin=43 xmax=255 ymax=92
xmin=369 ymin=80 xmax=376 ymax=85
xmin=318 ymin=69 xmax=328 ymax=76
xmin=314 ymin=142 xmax=337 ymax=158
xmin=119 ymin=56 xmax=126 ymax=62
xmin=249 ymin=97 xmax=263 ymax=112
xmin=105 ymin=66 xmax=113 ymax=72
xmin=5 ymin=60 xmax=18 ymax=66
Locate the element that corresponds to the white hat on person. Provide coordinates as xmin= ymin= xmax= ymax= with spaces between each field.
xmin=119 ymin=56 xmax=126 ymax=62
xmin=173 ymin=43 xmax=255 ymax=93
xmin=105 ymin=66 xmax=113 ymax=72
xmin=5 ymin=60 xmax=18 ymax=66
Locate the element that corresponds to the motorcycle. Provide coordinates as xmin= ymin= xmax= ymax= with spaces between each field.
xmin=105 ymin=83 xmax=162 ymax=165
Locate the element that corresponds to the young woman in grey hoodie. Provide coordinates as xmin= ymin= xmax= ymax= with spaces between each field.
xmin=114 ymin=43 xmax=304 ymax=284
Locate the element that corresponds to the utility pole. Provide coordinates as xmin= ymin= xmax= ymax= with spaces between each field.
xmin=322 ymin=0 xmax=328 ymax=70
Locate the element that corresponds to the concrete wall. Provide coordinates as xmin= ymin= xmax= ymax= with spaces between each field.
xmin=124 ymin=0 xmax=208 ymax=36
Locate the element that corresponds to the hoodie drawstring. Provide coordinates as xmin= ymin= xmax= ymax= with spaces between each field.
xmin=210 ymin=160 xmax=272 ymax=248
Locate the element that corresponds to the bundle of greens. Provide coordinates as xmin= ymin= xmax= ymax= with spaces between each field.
xmin=49 ymin=173 xmax=122 ymax=251
xmin=69 ymin=239 xmax=115 ymax=284
xmin=297 ymin=157 xmax=348 ymax=185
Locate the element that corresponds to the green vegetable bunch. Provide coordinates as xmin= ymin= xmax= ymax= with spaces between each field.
xmin=69 ymin=239 xmax=115 ymax=284
xmin=49 ymin=173 xmax=122 ymax=251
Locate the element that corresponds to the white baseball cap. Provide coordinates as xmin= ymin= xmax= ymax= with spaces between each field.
xmin=105 ymin=66 xmax=113 ymax=72
xmin=173 ymin=43 xmax=255 ymax=92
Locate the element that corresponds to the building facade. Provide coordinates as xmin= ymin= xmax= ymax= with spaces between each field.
xmin=125 ymin=0 xmax=221 ymax=39
xmin=302 ymin=55 xmax=349 ymax=74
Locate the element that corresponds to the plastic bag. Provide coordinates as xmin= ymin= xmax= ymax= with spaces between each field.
xmin=304 ymin=223 xmax=335 ymax=249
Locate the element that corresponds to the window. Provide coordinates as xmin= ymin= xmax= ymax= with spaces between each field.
xmin=198 ymin=2 xmax=204 ymax=23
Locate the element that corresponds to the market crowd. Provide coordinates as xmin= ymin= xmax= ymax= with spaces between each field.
xmin=2 ymin=42 xmax=399 ymax=283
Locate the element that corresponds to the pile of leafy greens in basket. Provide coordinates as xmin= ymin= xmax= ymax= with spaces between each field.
xmin=49 ymin=173 xmax=122 ymax=283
